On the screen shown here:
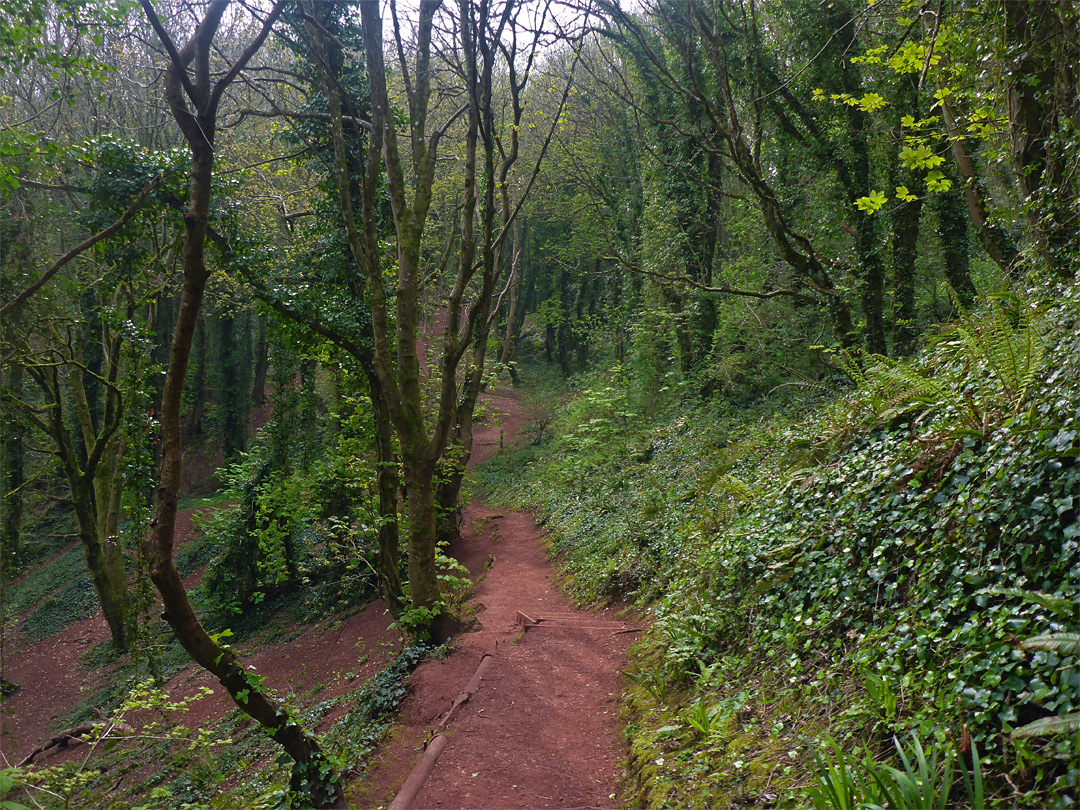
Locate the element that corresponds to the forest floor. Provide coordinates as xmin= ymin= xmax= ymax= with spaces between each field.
xmin=1 ymin=381 xmax=633 ymax=809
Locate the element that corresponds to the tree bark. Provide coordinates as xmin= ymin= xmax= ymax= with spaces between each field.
xmin=251 ymin=315 xmax=269 ymax=406
xmin=18 ymin=326 xmax=132 ymax=650
xmin=1002 ymin=0 xmax=1078 ymax=275
xmin=889 ymin=89 xmax=922 ymax=357
xmin=138 ymin=2 xmax=341 ymax=803
xmin=1 ymin=364 xmax=24 ymax=560
xmin=186 ymin=317 xmax=206 ymax=436
xmin=498 ymin=218 xmax=523 ymax=371
xmin=934 ymin=187 xmax=977 ymax=310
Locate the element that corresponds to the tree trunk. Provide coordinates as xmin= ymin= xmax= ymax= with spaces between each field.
xmin=72 ymin=480 xmax=129 ymax=650
xmin=935 ymin=188 xmax=977 ymax=310
xmin=186 ymin=317 xmax=206 ymax=436
xmin=1 ymin=364 xmax=23 ymax=560
xmin=403 ymin=460 xmax=438 ymax=601
xmin=889 ymin=94 xmax=922 ymax=356
xmin=251 ymin=315 xmax=269 ymax=406
xmin=140 ymin=3 xmax=340 ymax=802
xmin=368 ymin=371 xmax=405 ymax=617
xmin=498 ymin=218 xmax=522 ymax=371
xmin=1002 ymin=0 xmax=1078 ymax=275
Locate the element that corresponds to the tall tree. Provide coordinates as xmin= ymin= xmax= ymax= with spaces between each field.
xmin=596 ymin=0 xmax=857 ymax=346
xmin=300 ymin=0 xmax=576 ymax=637
xmin=136 ymin=1 xmax=341 ymax=802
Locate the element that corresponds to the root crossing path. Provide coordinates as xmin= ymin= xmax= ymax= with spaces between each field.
xmin=375 ymin=388 xmax=634 ymax=810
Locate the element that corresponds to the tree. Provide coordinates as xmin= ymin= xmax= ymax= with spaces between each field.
xmin=300 ymin=0 xmax=577 ymax=637
xmin=135 ymin=1 xmax=341 ymax=802
xmin=5 ymin=293 xmax=131 ymax=649
xmin=1 ymin=139 xmax=172 ymax=649
xmin=594 ymin=0 xmax=858 ymax=347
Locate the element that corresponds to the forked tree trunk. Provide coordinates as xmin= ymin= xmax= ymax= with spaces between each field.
xmin=138 ymin=2 xmax=341 ymax=804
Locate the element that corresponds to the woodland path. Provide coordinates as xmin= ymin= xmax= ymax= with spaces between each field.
xmin=0 ymin=384 xmax=633 ymax=808
xmin=364 ymin=386 xmax=634 ymax=810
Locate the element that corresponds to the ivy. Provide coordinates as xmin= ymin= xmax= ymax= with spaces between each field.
xmin=486 ymin=283 xmax=1080 ymax=807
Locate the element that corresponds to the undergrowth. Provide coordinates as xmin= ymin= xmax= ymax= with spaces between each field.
xmin=7 ymin=642 xmax=442 ymax=809
xmin=480 ymin=283 xmax=1080 ymax=809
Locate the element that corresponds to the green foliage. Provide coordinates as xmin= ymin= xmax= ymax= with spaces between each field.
xmin=323 ymin=642 xmax=441 ymax=763
xmin=4 ymin=543 xmax=98 ymax=642
xmin=9 ymin=679 xmax=227 ymax=810
xmin=202 ymin=428 xmax=384 ymax=619
xmin=807 ymin=734 xmax=983 ymax=810
xmin=486 ymin=283 xmax=1080 ymax=807
xmin=801 ymin=293 xmax=1047 ymax=463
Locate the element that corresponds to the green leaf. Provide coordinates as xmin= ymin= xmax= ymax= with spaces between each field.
xmin=989 ymin=588 xmax=1077 ymax=619
xmin=1012 ymin=712 xmax=1080 ymax=739
xmin=925 ymin=171 xmax=952 ymax=192
xmin=855 ymin=190 xmax=887 ymax=213
xmin=1020 ymin=632 xmax=1080 ymax=655
xmin=857 ymin=92 xmax=887 ymax=112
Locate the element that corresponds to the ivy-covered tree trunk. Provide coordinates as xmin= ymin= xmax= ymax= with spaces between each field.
xmin=1001 ymin=0 xmax=1079 ymax=276
xmin=367 ymin=372 xmax=405 ymax=617
xmin=890 ymin=192 xmax=921 ymax=356
xmin=215 ymin=309 xmax=253 ymax=461
xmin=934 ymin=187 xmax=977 ymax=309
xmin=19 ymin=345 xmax=131 ymax=650
xmin=251 ymin=315 xmax=268 ymax=406
xmin=186 ymin=318 xmax=206 ymax=436
xmin=498 ymin=218 xmax=523 ymax=373
xmin=836 ymin=10 xmax=887 ymax=356
xmin=71 ymin=478 xmax=128 ymax=650
xmin=889 ymin=88 xmax=922 ymax=357
xmin=1 ymin=364 xmax=23 ymax=561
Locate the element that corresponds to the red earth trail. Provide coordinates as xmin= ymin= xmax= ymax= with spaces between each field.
xmin=364 ymin=386 xmax=634 ymax=810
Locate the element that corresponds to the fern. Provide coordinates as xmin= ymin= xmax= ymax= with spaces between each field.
xmin=1019 ymin=632 xmax=1080 ymax=655
xmin=988 ymin=587 xmax=1078 ymax=620
xmin=1012 ymin=713 xmax=1080 ymax=739
xmin=944 ymin=296 xmax=1046 ymax=415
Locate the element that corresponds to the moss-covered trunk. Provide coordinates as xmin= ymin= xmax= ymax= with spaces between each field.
xmin=71 ymin=479 xmax=128 ymax=650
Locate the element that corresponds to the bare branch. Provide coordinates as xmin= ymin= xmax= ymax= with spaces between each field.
xmin=209 ymin=0 xmax=289 ymax=112
xmin=137 ymin=0 xmax=201 ymax=105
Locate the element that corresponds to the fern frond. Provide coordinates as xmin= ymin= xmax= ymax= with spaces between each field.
xmin=987 ymin=587 xmax=1078 ymax=620
xmin=1012 ymin=712 xmax=1080 ymax=739
xmin=1020 ymin=632 xmax=1080 ymax=655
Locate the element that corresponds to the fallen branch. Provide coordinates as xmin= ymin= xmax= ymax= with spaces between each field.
xmin=18 ymin=722 xmax=98 ymax=766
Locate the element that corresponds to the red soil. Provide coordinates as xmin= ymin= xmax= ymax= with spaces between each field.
xmin=0 ymin=503 xmax=400 ymax=767
xmin=1 ymin=378 xmax=633 ymax=810
xmin=359 ymin=386 xmax=633 ymax=810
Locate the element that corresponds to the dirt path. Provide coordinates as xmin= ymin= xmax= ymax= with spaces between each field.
xmin=2 ymin=381 xmax=632 ymax=808
xmin=365 ymin=388 xmax=633 ymax=810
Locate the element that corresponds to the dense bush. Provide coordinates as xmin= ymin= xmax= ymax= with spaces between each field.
xmin=202 ymin=434 xmax=387 ymax=620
